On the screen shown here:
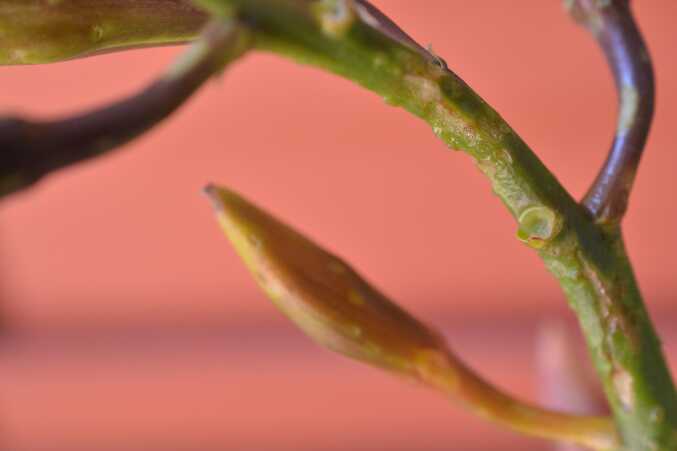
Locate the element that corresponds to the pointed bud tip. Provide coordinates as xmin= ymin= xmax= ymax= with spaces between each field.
xmin=202 ymin=183 xmax=236 ymax=215
xmin=202 ymin=182 xmax=220 ymax=202
xmin=202 ymin=182 xmax=217 ymax=195
xmin=203 ymin=185 xmax=226 ymax=218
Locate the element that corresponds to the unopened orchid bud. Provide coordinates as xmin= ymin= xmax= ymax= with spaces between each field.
xmin=204 ymin=184 xmax=447 ymax=379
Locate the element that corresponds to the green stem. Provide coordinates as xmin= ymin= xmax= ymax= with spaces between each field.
xmin=189 ymin=1 xmax=676 ymax=448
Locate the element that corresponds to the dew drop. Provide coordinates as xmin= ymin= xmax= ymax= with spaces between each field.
xmin=425 ymin=44 xmax=448 ymax=71
xmin=613 ymin=370 xmax=634 ymax=412
xmin=328 ymin=260 xmax=347 ymax=274
xmin=383 ymin=95 xmax=401 ymax=107
xmin=91 ymin=25 xmax=105 ymax=43
xmin=247 ymin=234 xmax=262 ymax=249
xmin=366 ymin=342 xmax=381 ymax=355
xmin=347 ymin=324 xmax=362 ymax=338
xmin=650 ymin=407 xmax=665 ymax=423
xmin=501 ymin=148 xmax=513 ymax=164
xmin=9 ymin=49 xmax=28 ymax=63
xmin=348 ymin=290 xmax=366 ymax=306
xmin=316 ymin=0 xmax=355 ymax=37
xmin=477 ymin=159 xmax=497 ymax=177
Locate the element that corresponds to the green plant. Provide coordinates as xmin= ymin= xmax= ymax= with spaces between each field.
xmin=1 ymin=1 xmax=673 ymax=449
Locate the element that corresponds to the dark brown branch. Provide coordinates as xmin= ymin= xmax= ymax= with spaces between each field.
xmin=566 ymin=0 xmax=655 ymax=223
xmin=0 ymin=19 xmax=249 ymax=198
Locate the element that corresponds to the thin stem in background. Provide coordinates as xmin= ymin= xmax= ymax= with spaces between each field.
xmin=0 ymin=19 xmax=250 ymax=197
xmin=537 ymin=321 xmax=610 ymax=451
xmin=566 ymin=0 xmax=655 ymax=223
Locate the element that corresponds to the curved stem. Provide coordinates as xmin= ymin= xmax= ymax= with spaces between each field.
xmin=566 ymin=0 xmax=655 ymax=224
xmin=423 ymin=349 xmax=616 ymax=450
xmin=0 ymin=19 xmax=251 ymax=197
xmin=205 ymin=185 xmax=618 ymax=451
xmin=193 ymin=1 xmax=677 ymax=448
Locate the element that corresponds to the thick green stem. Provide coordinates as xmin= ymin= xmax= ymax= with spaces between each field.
xmin=189 ymin=1 xmax=676 ymax=448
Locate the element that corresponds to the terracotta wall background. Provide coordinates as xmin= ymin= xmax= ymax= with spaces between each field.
xmin=1 ymin=1 xmax=676 ymax=450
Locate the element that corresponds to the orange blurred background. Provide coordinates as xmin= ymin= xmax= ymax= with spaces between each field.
xmin=1 ymin=1 xmax=676 ymax=450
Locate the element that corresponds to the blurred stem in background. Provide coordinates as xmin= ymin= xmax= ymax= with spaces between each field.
xmin=0 ymin=0 xmax=674 ymax=449
xmin=537 ymin=322 xmax=611 ymax=451
xmin=0 ymin=16 xmax=251 ymax=197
